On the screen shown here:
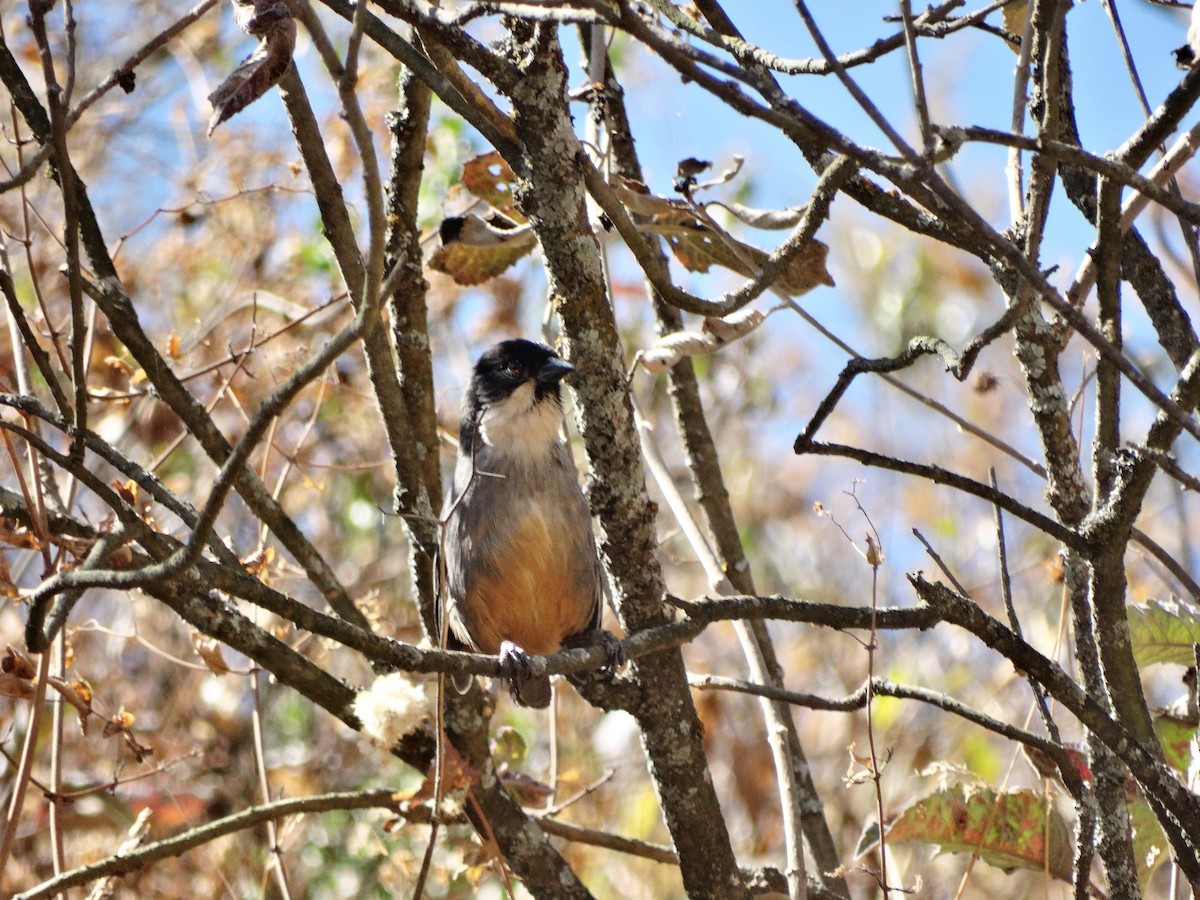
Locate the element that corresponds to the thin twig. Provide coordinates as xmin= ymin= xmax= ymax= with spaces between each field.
xmin=912 ymin=528 xmax=971 ymax=597
xmin=899 ymin=0 xmax=933 ymax=154
xmin=633 ymin=395 xmax=808 ymax=897
xmin=16 ymin=790 xmax=407 ymax=900
xmin=0 ymin=649 xmax=52 ymax=880
xmin=689 ymin=673 xmax=1080 ymax=786
xmin=989 ymin=468 xmax=1058 ymax=741
xmin=250 ymin=668 xmax=294 ymax=900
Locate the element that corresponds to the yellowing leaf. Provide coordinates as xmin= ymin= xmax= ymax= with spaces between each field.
xmin=860 ymin=785 xmax=1073 ymax=883
xmin=1154 ymin=713 xmax=1197 ymax=775
xmin=68 ymin=678 xmax=93 ymax=706
xmin=1002 ymin=0 xmax=1029 ymax=44
xmin=429 ymin=214 xmax=537 ymax=286
xmin=460 ymin=151 xmax=524 ymax=220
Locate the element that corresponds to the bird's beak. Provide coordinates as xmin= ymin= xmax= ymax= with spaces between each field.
xmin=537 ymin=357 xmax=574 ymax=386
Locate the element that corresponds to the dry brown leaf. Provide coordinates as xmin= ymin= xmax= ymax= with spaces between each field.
xmin=693 ymin=155 xmax=743 ymax=192
xmin=0 ymin=518 xmax=40 ymax=550
xmin=3 ymin=645 xmax=37 ymax=679
xmin=166 ymin=330 xmax=182 ymax=360
xmin=103 ymin=356 xmax=135 ymax=377
xmin=498 ymin=771 xmax=554 ymax=806
xmin=0 ymin=554 xmax=17 ymax=599
xmin=53 ymin=676 xmax=95 ymax=733
xmin=613 ymin=175 xmax=834 ymax=295
xmin=53 ymin=534 xmax=95 ymax=559
xmin=639 ymin=332 xmax=715 ymax=373
xmin=112 ymin=480 xmax=139 ymax=507
xmin=207 ymin=0 xmax=296 ymax=136
xmin=104 ymin=708 xmax=136 ymax=737
xmin=701 ymin=308 xmax=766 ymax=344
xmin=241 ymin=544 xmax=275 ymax=577
xmin=611 ymin=178 xmax=682 ymax=217
xmin=192 ymin=632 xmax=232 ymax=675
xmin=406 ymin=744 xmax=478 ymax=808
xmin=641 ymin=308 xmax=772 ymax=374
xmin=122 ymin=731 xmax=154 ymax=763
xmin=712 ymin=201 xmax=807 ymax=230
xmin=460 ymin=151 xmax=524 ymax=220
xmin=667 ymin=222 xmax=834 ymax=296
xmin=0 ymin=672 xmax=36 ymax=700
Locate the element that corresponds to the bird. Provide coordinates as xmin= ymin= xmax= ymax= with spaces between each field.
xmin=440 ymin=339 xmax=623 ymax=708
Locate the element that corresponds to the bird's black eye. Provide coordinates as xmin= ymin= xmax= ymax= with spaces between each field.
xmin=502 ymin=363 xmax=523 ymax=378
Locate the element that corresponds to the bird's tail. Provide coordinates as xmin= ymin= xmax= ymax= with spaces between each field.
xmin=511 ymin=674 xmax=551 ymax=709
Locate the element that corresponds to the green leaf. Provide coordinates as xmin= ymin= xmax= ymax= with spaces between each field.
xmin=1128 ymin=598 xmax=1200 ymax=666
xmin=861 ymin=785 xmax=1074 ymax=883
xmin=490 ymin=726 xmax=527 ymax=769
xmin=1154 ymin=713 xmax=1198 ymax=775
xmin=1128 ymin=797 xmax=1170 ymax=894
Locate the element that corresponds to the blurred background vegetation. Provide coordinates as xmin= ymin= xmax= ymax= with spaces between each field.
xmin=4 ymin=0 xmax=1200 ymax=897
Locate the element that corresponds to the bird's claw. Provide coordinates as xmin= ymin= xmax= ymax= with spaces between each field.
xmin=498 ymin=640 xmax=551 ymax=707
xmin=563 ymin=628 xmax=626 ymax=677
xmin=498 ymin=639 xmax=534 ymax=683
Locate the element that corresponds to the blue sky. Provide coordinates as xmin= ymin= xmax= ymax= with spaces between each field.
xmin=611 ymin=2 xmax=1193 ymax=255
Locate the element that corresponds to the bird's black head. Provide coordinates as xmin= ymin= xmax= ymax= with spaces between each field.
xmin=462 ymin=339 xmax=573 ymax=452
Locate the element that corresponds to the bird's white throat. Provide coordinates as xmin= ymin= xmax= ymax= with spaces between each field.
xmin=478 ymin=382 xmax=565 ymax=458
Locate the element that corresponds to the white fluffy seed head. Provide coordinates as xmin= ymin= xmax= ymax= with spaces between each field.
xmin=353 ymin=673 xmax=432 ymax=748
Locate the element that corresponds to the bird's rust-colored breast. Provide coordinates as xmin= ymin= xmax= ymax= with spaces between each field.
xmin=457 ymin=503 xmax=596 ymax=657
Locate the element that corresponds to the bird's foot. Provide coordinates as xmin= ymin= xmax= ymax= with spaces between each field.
xmin=498 ymin=640 xmax=551 ymax=708
xmin=562 ymin=628 xmax=626 ymax=677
